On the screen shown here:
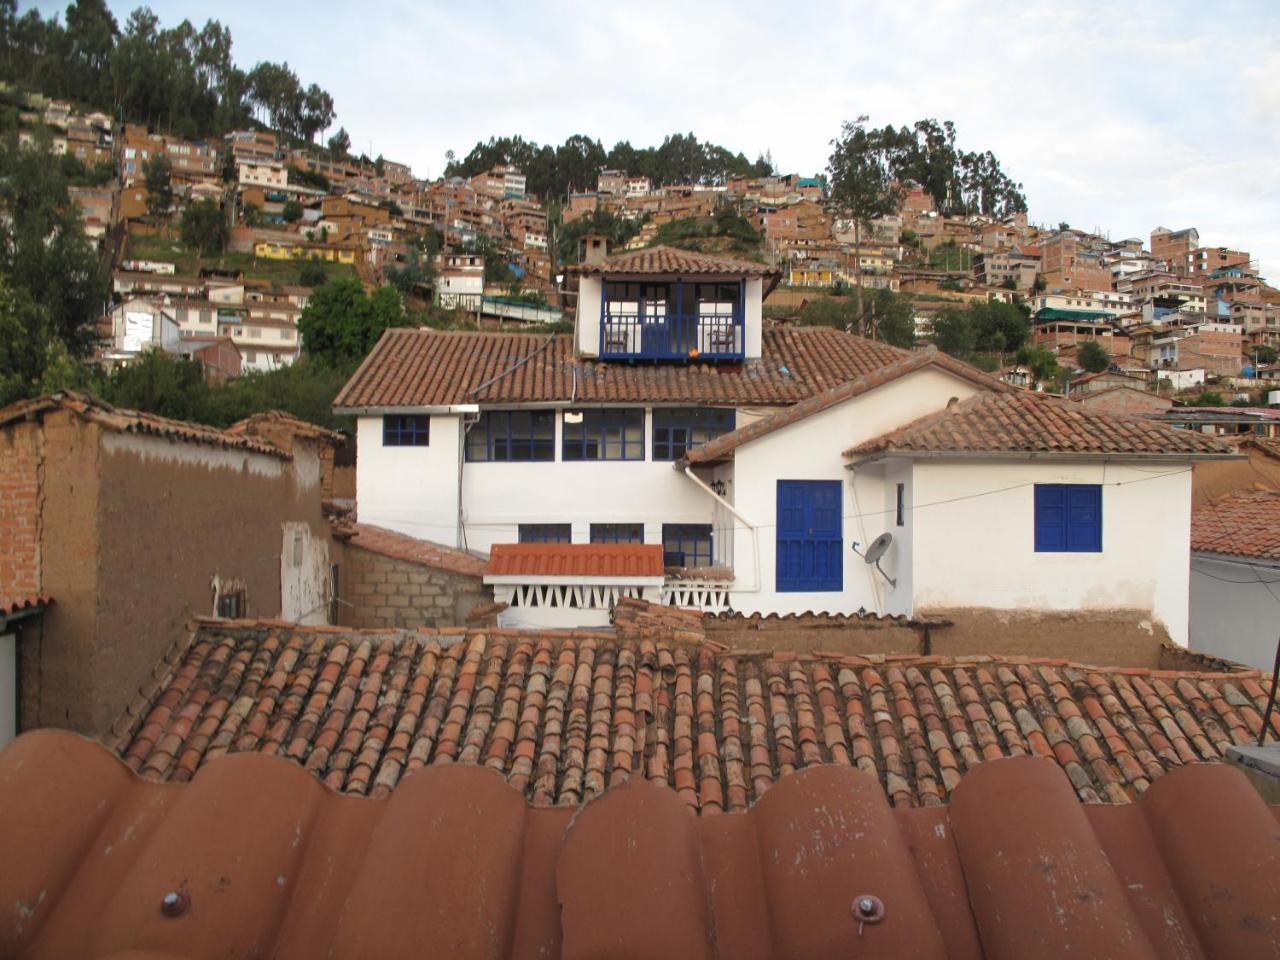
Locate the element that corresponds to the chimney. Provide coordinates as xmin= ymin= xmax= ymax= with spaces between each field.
xmin=583 ymin=234 xmax=608 ymax=265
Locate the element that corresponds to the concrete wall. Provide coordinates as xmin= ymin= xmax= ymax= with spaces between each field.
xmin=339 ymin=545 xmax=490 ymax=629
xmin=1190 ymin=554 xmax=1280 ymax=670
xmin=729 ymin=367 xmax=983 ymax=615
xmin=900 ymin=460 xmax=1195 ymax=644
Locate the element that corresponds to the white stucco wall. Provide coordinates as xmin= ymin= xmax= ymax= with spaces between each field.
xmin=356 ymin=414 xmax=462 ymax=544
xmin=575 ymin=276 xmax=603 ymax=356
xmin=744 ymin=278 xmax=763 ymax=359
xmin=729 ymin=367 xmax=983 ymax=615
xmin=460 ymin=409 xmax=717 ymax=554
xmin=1190 ymin=554 xmax=1280 ymax=669
xmin=897 ymin=460 xmax=1194 ymax=643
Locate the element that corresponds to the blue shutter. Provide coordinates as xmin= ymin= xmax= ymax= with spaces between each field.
xmin=777 ymin=480 xmax=843 ymax=592
xmin=1035 ymin=484 xmax=1101 ymax=553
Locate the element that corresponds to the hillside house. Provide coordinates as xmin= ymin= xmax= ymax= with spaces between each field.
xmin=333 ymin=245 xmax=1233 ymax=641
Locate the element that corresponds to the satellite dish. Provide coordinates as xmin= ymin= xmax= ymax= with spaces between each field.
xmin=864 ymin=532 xmax=893 ymax=565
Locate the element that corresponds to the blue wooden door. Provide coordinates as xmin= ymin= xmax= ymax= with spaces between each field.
xmin=776 ymin=480 xmax=843 ymax=592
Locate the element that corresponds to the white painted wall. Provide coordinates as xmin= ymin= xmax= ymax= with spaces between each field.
xmin=744 ymin=277 xmax=763 ymax=359
xmin=1190 ymin=554 xmax=1280 ymax=669
xmin=357 ymin=414 xmax=462 ymax=544
xmin=728 ymin=367 xmax=983 ymax=615
xmin=576 ymin=276 xmax=603 ymax=356
xmin=280 ymin=520 xmax=331 ymax=625
xmin=0 ymin=629 xmax=14 ymax=750
xmin=896 ymin=460 xmax=1194 ymax=643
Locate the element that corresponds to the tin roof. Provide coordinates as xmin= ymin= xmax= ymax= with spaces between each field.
xmin=1 ymin=729 xmax=1277 ymax=959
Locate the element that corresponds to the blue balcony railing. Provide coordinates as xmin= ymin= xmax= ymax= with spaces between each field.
xmin=598 ymin=311 xmax=744 ymax=361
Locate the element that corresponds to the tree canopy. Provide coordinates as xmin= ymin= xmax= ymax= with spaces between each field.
xmin=877 ymin=118 xmax=1027 ymax=217
xmin=795 ymin=289 xmax=916 ymax=349
xmin=445 ymin=133 xmax=774 ymax=199
xmin=297 ymin=278 xmax=408 ymax=367
xmin=930 ymin=299 xmax=1031 ymax=362
xmin=1077 ymin=339 xmax=1111 ymax=374
xmin=0 ymin=0 xmax=337 ymax=142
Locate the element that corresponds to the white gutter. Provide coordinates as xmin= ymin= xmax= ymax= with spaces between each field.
xmin=681 ymin=465 xmax=761 ymax=593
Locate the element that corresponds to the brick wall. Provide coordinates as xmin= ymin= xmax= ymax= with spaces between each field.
xmin=340 ymin=545 xmax=491 ymax=629
xmin=0 ymin=421 xmax=41 ymax=600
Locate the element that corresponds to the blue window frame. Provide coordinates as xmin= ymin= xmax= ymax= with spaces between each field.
xmin=662 ymin=523 xmax=713 ymax=568
xmin=1034 ymin=484 xmax=1102 ymax=552
xmin=652 ymin=407 xmax=735 ymax=461
xmin=776 ymin=480 xmax=843 ymax=592
xmin=465 ymin=410 xmax=554 ymax=461
xmin=562 ymin=408 xmax=644 ymax=461
xmin=590 ymin=523 xmax=644 ymax=543
xmin=382 ymin=414 xmax=430 ymax=446
xmin=518 ymin=523 xmax=572 ymax=544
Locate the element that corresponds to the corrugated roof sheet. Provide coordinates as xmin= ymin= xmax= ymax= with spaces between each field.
xmin=0 ymin=391 xmax=288 ymax=458
xmin=332 ymin=327 xmax=908 ymax=410
xmin=1193 ymin=490 xmax=1280 ymax=562
xmin=485 ymin=543 xmax=665 ymax=578
xmin=1 ymin=729 xmax=1277 ymax=959
xmin=846 ymin=390 xmax=1234 ymax=458
xmin=108 ymin=624 xmax=1279 ymax=811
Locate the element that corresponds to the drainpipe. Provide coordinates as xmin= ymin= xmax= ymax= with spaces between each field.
xmin=681 ymin=466 xmax=761 ymax=593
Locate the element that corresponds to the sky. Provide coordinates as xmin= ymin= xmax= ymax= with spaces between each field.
xmin=33 ymin=0 xmax=1280 ymax=276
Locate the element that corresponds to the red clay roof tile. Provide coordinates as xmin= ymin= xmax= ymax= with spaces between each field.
xmin=485 ymin=543 xmax=665 ymax=578
xmin=569 ymin=243 xmax=780 ymax=287
xmin=333 ymin=327 xmax=908 ymax=410
xmin=2 ymin=730 xmax=1277 ymax=958
xmin=109 ymin=624 xmax=1277 ymax=811
xmin=0 ymin=596 xmax=50 ymax=618
xmin=0 ymin=391 xmax=288 ymax=458
xmin=337 ymin=523 xmax=488 ymax=577
xmin=846 ymin=390 xmax=1234 ymax=458
xmin=1192 ymin=490 xmax=1280 ymax=561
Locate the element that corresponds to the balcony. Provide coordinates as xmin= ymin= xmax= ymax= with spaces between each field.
xmin=599 ymin=311 xmax=744 ymax=361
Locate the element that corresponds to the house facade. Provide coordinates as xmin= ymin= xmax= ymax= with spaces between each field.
xmin=336 ymin=246 xmax=1231 ymax=640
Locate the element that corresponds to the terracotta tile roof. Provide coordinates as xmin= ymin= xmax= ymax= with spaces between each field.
xmin=225 ymin=409 xmax=345 ymax=444
xmin=681 ymin=347 xmax=1009 ymax=464
xmin=0 ymin=391 xmax=288 ymax=458
xmin=570 ymin=243 xmax=780 ymax=287
xmin=0 ymin=596 xmax=50 ymax=619
xmin=485 ymin=543 xmax=665 ymax=578
xmin=4 ymin=729 xmax=1278 ymax=959
xmin=332 ymin=327 xmax=908 ymax=410
xmin=846 ymin=390 xmax=1235 ymax=459
xmin=335 ymin=523 xmax=488 ymax=577
xmin=1192 ymin=490 xmax=1280 ymax=562
xmin=108 ymin=623 xmax=1278 ymax=812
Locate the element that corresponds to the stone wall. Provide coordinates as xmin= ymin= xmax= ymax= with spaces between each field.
xmin=339 ymin=544 xmax=491 ymax=629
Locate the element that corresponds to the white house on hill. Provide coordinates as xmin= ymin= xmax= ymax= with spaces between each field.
xmin=335 ymin=245 xmax=1234 ymax=640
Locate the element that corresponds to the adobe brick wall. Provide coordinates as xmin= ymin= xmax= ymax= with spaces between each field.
xmin=923 ymin=608 xmax=1173 ymax=668
xmin=0 ymin=420 xmax=41 ymax=600
xmin=339 ymin=545 xmax=491 ymax=629
xmin=704 ymin=614 xmax=924 ymax=654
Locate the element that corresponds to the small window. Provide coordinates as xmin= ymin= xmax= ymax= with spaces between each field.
xmin=1034 ymin=484 xmax=1102 ymax=553
xmin=466 ymin=410 xmax=554 ymax=462
xmin=562 ymin=409 xmax=643 ymax=461
xmin=382 ymin=414 xmax=430 ymax=447
xmin=518 ymin=523 xmax=572 ymax=543
xmin=216 ymin=589 xmax=245 ymax=618
xmin=896 ymin=483 xmax=905 ymax=527
xmin=662 ymin=523 xmax=713 ymax=568
xmin=652 ymin=407 xmax=734 ymax=461
xmin=591 ymin=523 xmax=644 ymax=544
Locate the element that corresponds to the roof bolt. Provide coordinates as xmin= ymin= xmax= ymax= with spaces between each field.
xmin=160 ymin=890 xmax=189 ymax=918
xmin=852 ymin=893 xmax=885 ymax=935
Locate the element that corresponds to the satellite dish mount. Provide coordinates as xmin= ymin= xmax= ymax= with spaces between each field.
xmin=852 ymin=532 xmax=897 ymax=588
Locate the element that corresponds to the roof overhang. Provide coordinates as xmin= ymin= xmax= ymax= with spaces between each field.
xmin=333 ymin=404 xmax=482 ymax=416
xmin=1191 ymin=550 xmax=1280 ymax=570
xmin=847 ymin=449 xmax=1243 ymax=469
xmin=484 ymin=575 xmax=666 ymax=587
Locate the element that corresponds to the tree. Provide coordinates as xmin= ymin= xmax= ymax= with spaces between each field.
xmin=298 ymin=260 xmax=328 ymax=288
xmin=930 ymin=300 xmax=1030 ymax=361
xmin=1014 ymin=345 xmax=1060 ymax=389
xmin=828 ymin=117 xmax=903 ymax=335
xmin=796 ymin=289 xmax=915 ymax=348
xmin=281 ymin=199 xmax=303 ymax=222
xmin=1250 ymin=344 xmax=1277 ymax=366
xmin=1077 ymin=339 xmax=1110 ymax=373
xmin=327 ymin=126 xmax=350 ymax=157
xmin=144 ymin=154 xmax=173 ymax=220
xmin=0 ymin=134 xmax=106 ymax=398
xmin=180 ymin=199 xmax=228 ymax=257
xmin=298 ymin=278 xmax=407 ymax=367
